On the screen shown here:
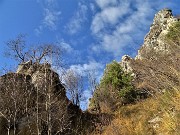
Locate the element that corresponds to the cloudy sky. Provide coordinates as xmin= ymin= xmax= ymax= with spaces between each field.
xmin=0 ymin=0 xmax=180 ymax=109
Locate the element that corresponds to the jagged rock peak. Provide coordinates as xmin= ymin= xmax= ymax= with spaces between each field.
xmin=153 ymin=8 xmax=173 ymax=27
xmin=136 ymin=8 xmax=179 ymax=59
xmin=144 ymin=8 xmax=176 ymax=47
xmin=16 ymin=61 xmax=66 ymax=97
xmin=17 ymin=60 xmax=51 ymax=75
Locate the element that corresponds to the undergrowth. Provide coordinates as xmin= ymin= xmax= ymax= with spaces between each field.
xmin=101 ymin=87 xmax=180 ymax=135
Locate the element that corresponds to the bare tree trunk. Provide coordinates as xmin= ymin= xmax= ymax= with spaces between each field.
xmin=0 ymin=112 xmax=11 ymax=135
xmin=7 ymin=119 xmax=10 ymax=135
xmin=13 ymin=100 xmax=17 ymax=135
xmin=36 ymin=86 xmax=41 ymax=135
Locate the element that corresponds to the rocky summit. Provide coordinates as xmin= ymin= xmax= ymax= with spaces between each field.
xmin=0 ymin=61 xmax=110 ymax=135
xmin=137 ymin=8 xmax=179 ymax=59
xmin=119 ymin=8 xmax=180 ymax=94
xmin=0 ymin=62 xmax=87 ymax=135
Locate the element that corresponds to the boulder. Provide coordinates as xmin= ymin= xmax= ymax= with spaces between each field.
xmin=121 ymin=55 xmax=133 ymax=73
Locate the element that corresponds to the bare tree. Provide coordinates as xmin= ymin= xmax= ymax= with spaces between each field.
xmin=63 ymin=69 xmax=83 ymax=106
xmin=23 ymin=62 xmax=72 ymax=135
xmin=5 ymin=35 xmax=62 ymax=65
xmin=5 ymin=34 xmax=27 ymax=62
xmin=28 ymin=44 xmax=62 ymax=65
xmin=87 ymin=70 xmax=98 ymax=95
xmin=1 ymin=34 xmax=91 ymax=135
xmin=0 ymin=67 xmax=73 ymax=135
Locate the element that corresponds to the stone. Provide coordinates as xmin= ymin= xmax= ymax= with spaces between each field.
xmin=148 ymin=116 xmax=162 ymax=130
xmin=148 ymin=116 xmax=162 ymax=123
xmin=121 ymin=55 xmax=133 ymax=73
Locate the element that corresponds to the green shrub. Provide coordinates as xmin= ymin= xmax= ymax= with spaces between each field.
xmin=166 ymin=21 xmax=180 ymax=44
xmin=100 ymin=61 xmax=136 ymax=104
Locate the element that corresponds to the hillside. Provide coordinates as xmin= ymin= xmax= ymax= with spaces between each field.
xmin=0 ymin=61 xmax=110 ymax=135
xmin=89 ymin=8 xmax=180 ymax=134
xmin=0 ymin=8 xmax=180 ymax=135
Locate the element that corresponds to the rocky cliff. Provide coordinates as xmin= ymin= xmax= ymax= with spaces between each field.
xmin=120 ymin=8 xmax=180 ymax=94
xmin=136 ymin=8 xmax=179 ymax=59
xmin=16 ymin=61 xmax=67 ymax=99
xmin=0 ymin=62 xmax=88 ymax=135
xmin=0 ymin=61 xmax=110 ymax=135
xmin=87 ymin=9 xmax=180 ymax=134
xmin=89 ymin=8 xmax=180 ymax=114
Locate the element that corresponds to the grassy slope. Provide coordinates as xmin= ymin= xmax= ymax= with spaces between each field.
xmin=97 ymin=21 xmax=180 ymax=135
xmin=102 ymin=87 xmax=180 ymax=135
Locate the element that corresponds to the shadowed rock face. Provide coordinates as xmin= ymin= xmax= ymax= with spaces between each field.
xmin=0 ymin=62 xmax=99 ymax=135
xmin=0 ymin=63 xmax=74 ymax=134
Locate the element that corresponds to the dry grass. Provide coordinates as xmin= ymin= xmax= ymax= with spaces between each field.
xmin=92 ymin=58 xmax=180 ymax=135
xmin=91 ymin=32 xmax=180 ymax=134
xmin=96 ymin=55 xmax=180 ymax=135
xmin=101 ymin=87 xmax=180 ymax=135
xmin=102 ymin=98 xmax=158 ymax=135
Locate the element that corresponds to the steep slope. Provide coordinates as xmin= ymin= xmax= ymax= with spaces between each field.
xmin=136 ymin=8 xmax=178 ymax=59
xmin=0 ymin=62 xmax=71 ymax=134
xmin=89 ymin=8 xmax=180 ymax=134
xmin=121 ymin=8 xmax=180 ymax=95
xmin=102 ymin=89 xmax=180 ymax=135
xmin=0 ymin=62 xmax=97 ymax=135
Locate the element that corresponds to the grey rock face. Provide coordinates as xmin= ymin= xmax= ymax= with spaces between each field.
xmin=136 ymin=8 xmax=179 ymax=59
xmin=118 ymin=9 xmax=180 ymax=94
xmin=0 ymin=63 xmax=73 ymax=134
xmin=121 ymin=55 xmax=133 ymax=73
xmin=16 ymin=61 xmax=66 ymax=97
xmin=116 ymin=9 xmax=176 ymax=71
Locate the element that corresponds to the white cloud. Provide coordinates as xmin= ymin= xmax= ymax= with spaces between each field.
xmin=69 ymin=61 xmax=104 ymax=78
xmin=35 ymin=0 xmax=61 ymax=35
xmin=58 ymin=41 xmax=73 ymax=53
xmin=102 ymin=33 xmax=133 ymax=56
xmin=62 ymin=60 xmax=104 ymax=110
xmin=34 ymin=25 xmax=43 ymax=36
xmin=66 ymin=2 xmax=88 ymax=34
xmin=95 ymin=0 xmax=117 ymax=9
xmin=91 ymin=2 xmax=131 ymax=34
xmin=43 ymin=8 xmax=61 ymax=30
xmin=91 ymin=0 xmax=172 ymax=57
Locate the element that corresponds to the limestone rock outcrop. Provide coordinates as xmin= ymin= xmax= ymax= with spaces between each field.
xmin=121 ymin=55 xmax=133 ymax=73
xmin=120 ymin=9 xmax=180 ymax=94
xmin=17 ymin=61 xmax=66 ymax=98
xmin=0 ymin=62 xmax=73 ymax=134
xmin=136 ymin=8 xmax=179 ymax=59
xmin=120 ymin=9 xmax=180 ymax=76
xmin=0 ymin=61 xmax=100 ymax=134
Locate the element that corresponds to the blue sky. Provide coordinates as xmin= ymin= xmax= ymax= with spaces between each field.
xmin=0 ymin=0 xmax=180 ymax=109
